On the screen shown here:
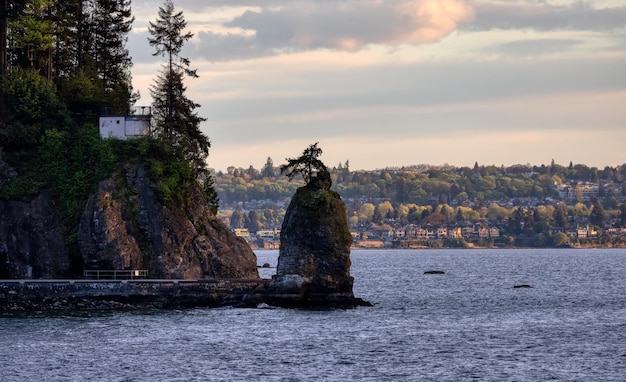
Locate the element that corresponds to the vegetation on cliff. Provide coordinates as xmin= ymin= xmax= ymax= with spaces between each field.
xmin=0 ymin=0 xmax=219 ymax=241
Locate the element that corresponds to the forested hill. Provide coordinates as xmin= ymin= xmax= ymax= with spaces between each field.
xmin=216 ymin=160 xmax=626 ymax=207
xmin=214 ymin=160 xmax=626 ymax=240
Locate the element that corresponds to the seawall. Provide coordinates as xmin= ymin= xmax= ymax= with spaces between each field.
xmin=0 ymin=279 xmax=269 ymax=311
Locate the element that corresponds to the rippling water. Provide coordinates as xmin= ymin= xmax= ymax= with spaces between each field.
xmin=1 ymin=249 xmax=625 ymax=381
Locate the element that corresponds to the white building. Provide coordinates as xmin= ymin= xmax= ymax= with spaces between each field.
xmin=99 ymin=106 xmax=151 ymax=140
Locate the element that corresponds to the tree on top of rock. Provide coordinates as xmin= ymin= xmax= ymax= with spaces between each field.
xmin=280 ymin=142 xmax=329 ymax=185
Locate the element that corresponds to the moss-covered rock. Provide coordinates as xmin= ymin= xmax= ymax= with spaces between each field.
xmin=228 ymin=170 xmax=371 ymax=308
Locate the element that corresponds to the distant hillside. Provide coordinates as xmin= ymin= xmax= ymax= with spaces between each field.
xmin=214 ymin=161 xmax=626 ymax=248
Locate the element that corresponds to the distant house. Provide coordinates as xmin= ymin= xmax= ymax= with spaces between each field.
xmin=462 ymin=226 xmax=474 ymax=238
xmin=436 ymin=227 xmax=448 ymax=239
xmin=257 ymin=229 xmax=280 ymax=240
xmin=99 ymin=106 xmax=151 ymax=140
xmin=233 ymin=228 xmax=250 ymax=238
xmin=448 ymin=227 xmax=463 ymax=239
xmin=478 ymin=227 xmax=490 ymax=238
xmin=416 ymin=228 xmax=428 ymax=239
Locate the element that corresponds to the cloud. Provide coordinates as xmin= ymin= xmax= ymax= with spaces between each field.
xmin=464 ymin=1 xmax=626 ymax=32
xmin=139 ymin=0 xmax=475 ymax=62
xmin=129 ymin=1 xmax=626 ymax=63
xmin=227 ymin=0 xmax=473 ymax=51
xmin=484 ymin=38 xmax=584 ymax=57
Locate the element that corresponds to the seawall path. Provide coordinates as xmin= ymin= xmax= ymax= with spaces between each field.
xmin=0 ymin=279 xmax=269 ymax=311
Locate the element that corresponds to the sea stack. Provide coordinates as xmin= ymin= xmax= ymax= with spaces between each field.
xmin=268 ymin=168 xmax=369 ymax=307
xmin=227 ymin=143 xmax=370 ymax=308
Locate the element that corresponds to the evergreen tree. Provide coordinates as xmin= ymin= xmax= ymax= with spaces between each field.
xmin=202 ymin=172 xmax=219 ymax=215
xmin=51 ymin=0 xmax=82 ymax=78
xmin=261 ymin=157 xmax=275 ymax=178
xmin=280 ymin=142 xmax=328 ymax=185
xmin=619 ymin=203 xmax=626 ymax=227
xmin=553 ymin=203 xmax=569 ymax=229
xmin=89 ymin=0 xmax=135 ymax=113
xmin=508 ymin=207 xmax=524 ymax=235
xmin=7 ymin=0 xmax=55 ymax=78
xmin=148 ymin=0 xmax=209 ymax=175
xmin=229 ymin=209 xmax=246 ymax=229
xmin=589 ymin=199 xmax=605 ymax=227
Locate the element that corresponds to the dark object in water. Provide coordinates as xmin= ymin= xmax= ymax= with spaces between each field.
xmin=424 ymin=270 xmax=445 ymax=275
xmin=257 ymin=263 xmax=272 ymax=268
xmin=513 ymin=284 xmax=533 ymax=288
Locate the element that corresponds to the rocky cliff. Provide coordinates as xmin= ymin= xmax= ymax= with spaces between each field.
xmin=0 ymin=158 xmax=258 ymax=280
xmin=78 ymin=163 xmax=259 ymax=279
xmin=0 ymin=190 xmax=73 ymax=279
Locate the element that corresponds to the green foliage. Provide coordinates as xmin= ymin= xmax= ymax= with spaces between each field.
xmin=0 ymin=121 xmax=151 ymax=242
xmin=301 ymin=189 xmax=335 ymax=209
xmin=148 ymin=0 xmax=209 ymax=177
xmin=280 ymin=142 xmax=328 ymax=185
xmin=0 ymin=0 xmax=221 ymax=252
xmin=0 ymin=67 xmax=69 ymax=148
xmin=0 ymin=149 xmax=44 ymax=199
xmin=149 ymin=156 xmax=193 ymax=208
xmin=8 ymin=0 xmax=55 ymax=73
xmin=216 ymin=161 xmax=626 ymax=240
xmin=36 ymin=124 xmax=117 ymax=223
xmin=202 ymin=173 xmax=220 ymax=215
xmin=552 ymin=232 xmax=570 ymax=247
xmin=56 ymin=69 xmax=103 ymax=114
xmin=589 ymin=199 xmax=605 ymax=228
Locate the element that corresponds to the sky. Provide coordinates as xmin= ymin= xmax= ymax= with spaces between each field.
xmin=126 ymin=0 xmax=626 ymax=172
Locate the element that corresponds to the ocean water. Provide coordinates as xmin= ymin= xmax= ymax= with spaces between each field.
xmin=1 ymin=248 xmax=625 ymax=381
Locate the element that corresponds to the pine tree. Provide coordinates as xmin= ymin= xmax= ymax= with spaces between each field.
xmin=280 ymin=142 xmax=328 ymax=185
xmin=553 ymin=203 xmax=569 ymax=229
xmin=91 ymin=0 xmax=135 ymax=113
xmin=7 ymin=0 xmax=55 ymax=78
xmin=148 ymin=0 xmax=209 ymax=175
xmin=619 ymin=203 xmax=626 ymax=228
xmin=261 ymin=157 xmax=275 ymax=178
xmin=589 ymin=199 xmax=605 ymax=228
xmin=52 ymin=0 xmax=82 ymax=78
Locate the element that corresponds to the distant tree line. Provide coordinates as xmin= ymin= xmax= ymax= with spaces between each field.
xmin=215 ymin=160 xmax=626 ymax=237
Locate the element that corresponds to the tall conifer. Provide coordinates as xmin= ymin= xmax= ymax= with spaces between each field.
xmin=148 ymin=0 xmax=210 ymax=175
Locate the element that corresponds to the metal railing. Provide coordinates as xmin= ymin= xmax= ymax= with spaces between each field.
xmin=83 ymin=270 xmax=148 ymax=280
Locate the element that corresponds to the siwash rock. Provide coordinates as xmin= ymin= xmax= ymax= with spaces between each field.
xmin=228 ymin=169 xmax=371 ymax=308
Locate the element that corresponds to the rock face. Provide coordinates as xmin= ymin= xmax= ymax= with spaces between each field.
xmin=78 ymin=163 xmax=259 ymax=279
xmin=0 ymin=190 xmax=73 ymax=279
xmin=275 ymin=170 xmax=354 ymax=296
xmin=0 ymin=157 xmax=258 ymax=280
xmin=228 ymin=170 xmax=370 ymax=308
